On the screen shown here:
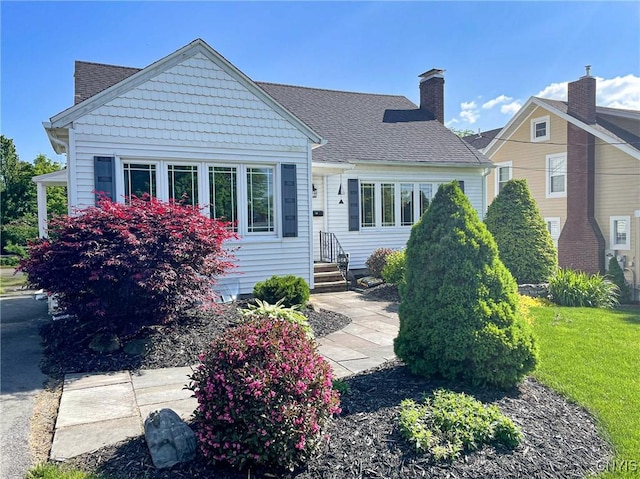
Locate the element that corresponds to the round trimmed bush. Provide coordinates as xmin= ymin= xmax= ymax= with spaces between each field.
xmin=253 ymin=275 xmax=310 ymax=308
xmin=485 ymin=179 xmax=557 ymax=284
xmin=190 ymin=317 xmax=340 ymax=470
xmin=366 ymin=247 xmax=393 ymax=278
xmin=382 ymin=249 xmax=406 ymax=286
xmin=394 ymin=181 xmax=538 ymax=388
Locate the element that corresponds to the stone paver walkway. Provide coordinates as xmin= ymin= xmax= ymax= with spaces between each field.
xmin=50 ymin=291 xmax=399 ymax=460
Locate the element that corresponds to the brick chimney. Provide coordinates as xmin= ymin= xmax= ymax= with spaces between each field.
xmin=558 ymin=66 xmax=605 ymax=274
xmin=419 ymin=69 xmax=445 ymax=123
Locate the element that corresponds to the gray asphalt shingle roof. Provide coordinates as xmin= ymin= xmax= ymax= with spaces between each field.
xmin=72 ymin=61 xmax=491 ymax=166
xmin=462 ymin=128 xmax=502 ymax=151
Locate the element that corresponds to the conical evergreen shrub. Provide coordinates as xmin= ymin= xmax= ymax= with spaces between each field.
xmin=485 ymin=179 xmax=557 ymax=284
xmin=394 ymin=181 xmax=537 ymax=388
xmin=607 ymin=256 xmax=631 ymax=304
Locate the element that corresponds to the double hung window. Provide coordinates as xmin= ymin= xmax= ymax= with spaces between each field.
xmin=359 ymin=181 xmax=436 ymax=228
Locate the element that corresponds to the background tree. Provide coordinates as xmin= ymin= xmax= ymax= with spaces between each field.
xmin=394 ymin=181 xmax=537 ymax=388
xmin=485 ymin=179 xmax=557 ymax=284
xmin=33 ymin=154 xmax=67 ymax=217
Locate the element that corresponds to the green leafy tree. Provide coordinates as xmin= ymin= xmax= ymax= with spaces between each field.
xmin=394 ymin=181 xmax=537 ymax=388
xmin=485 ymin=179 xmax=557 ymax=284
xmin=1 ymin=135 xmax=36 ymax=224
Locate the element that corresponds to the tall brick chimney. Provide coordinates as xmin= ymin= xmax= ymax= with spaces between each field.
xmin=558 ymin=66 xmax=605 ymax=274
xmin=419 ymin=69 xmax=445 ymax=123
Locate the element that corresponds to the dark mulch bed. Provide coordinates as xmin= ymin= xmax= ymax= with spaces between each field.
xmin=361 ymin=283 xmax=401 ymax=303
xmin=43 ymin=293 xmax=612 ymax=478
xmin=40 ymin=301 xmax=351 ymax=379
xmin=64 ymin=361 xmax=612 ymax=478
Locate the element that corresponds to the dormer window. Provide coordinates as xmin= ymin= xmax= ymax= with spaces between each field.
xmin=531 ymin=116 xmax=550 ymax=142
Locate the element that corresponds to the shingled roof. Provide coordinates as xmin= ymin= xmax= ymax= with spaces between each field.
xmin=462 ymin=128 xmax=502 ymax=151
xmin=72 ymin=61 xmax=490 ymax=166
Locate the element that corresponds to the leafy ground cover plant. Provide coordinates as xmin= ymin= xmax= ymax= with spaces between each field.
xmin=253 ymin=275 xmax=310 ymax=308
xmin=19 ymin=196 xmax=236 ymax=336
xmin=395 ymin=181 xmax=537 ymax=388
xmin=485 ymin=179 xmax=557 ymax=284
xmin=548 ymin=268 xmax=619 ymax=308
xmin=366 ymin=247 xmax=393 ymax=278
xmin=381 ymin=249 xmax=406 ymax=287
xmin=189 ymin=317 xmax=341 ymax=471
xmin=399 ymin=389 xmax=522 ymax=462
xmin=241 ymin=298 xmax=312 ymax=337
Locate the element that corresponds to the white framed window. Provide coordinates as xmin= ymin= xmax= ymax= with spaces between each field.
xmin=545 ymin=217 xmax=561 ymax=247
xmin=359 ymin=181 xmax=437 ymax=228
xmin=531 ymin=116 xmax=550 ymax=142
xmin=610 ymin=216 xmax=631 ymax=250
xmin=123 ymin=162 xmax=157 ymax=200
xmin=118 ymin=159 xmax=279 ymax=237
xmin=546 ymin=153 xmax=567 ymax=198
xmin=495 ymin=161 xmax=512 ymax=195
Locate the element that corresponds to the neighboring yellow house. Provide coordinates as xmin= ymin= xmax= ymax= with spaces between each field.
xmin=467 ymin=71 xmax=640 ymax=300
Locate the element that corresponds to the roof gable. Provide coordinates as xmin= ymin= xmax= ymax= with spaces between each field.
xmin=483 ymin=97 xmax=640 ymax=160
xmin=51 ymin=39 xmax=323 ymax=144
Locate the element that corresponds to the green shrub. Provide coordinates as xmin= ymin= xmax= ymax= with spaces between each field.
xmin=365 ymin=247 xmax=393 ymax=278
xmin=1 ymin=214 xmax=38 ymax=251
xmin=399 ymin=390 xmax=522 ymax=462
xmin=4 ymin=242 xmax=27 ymax=258
xmin=485 ymin=179 xmax=558 ymax=284
xmin=0 ymin=256 xmax=20 ymax=267
xmin=253 ymin=275 xmax=310 ymax=308
xmin=548 ymin=268 xmax=619 ymax=308
xmin=26 ymin=462 xmax=99 ymax=479
xmin=189 ymin=317 xmax=340 ymax=470
xmin=381 ymin=249 xmax=406 ymax=286
xmin=607 ymin=257 xmax=631 ymax=304
xmin=332 ymin=378 xmax=350 ymax=395
xmin=241 ymin=298 xmax=312 ymax=337
xmin=395 ymin=181 xmax=537 ymax=388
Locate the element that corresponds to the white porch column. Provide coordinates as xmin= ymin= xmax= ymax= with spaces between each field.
xmin=36 ymin=182 xmax=48 ymax=238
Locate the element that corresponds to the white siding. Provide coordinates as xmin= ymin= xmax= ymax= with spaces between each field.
xmin=320 ymin=164 xmax=487 ymax=269
xmin=68 ymin=52 xmax=314 ymax=295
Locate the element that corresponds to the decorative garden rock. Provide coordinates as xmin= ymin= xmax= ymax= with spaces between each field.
xmin=88 ymin=333 xmax=121 ymax=353
xmin=123 ymin=338 xmax=150 ymax=356
xmin=144 ymin=408 xmax=196 ymax=469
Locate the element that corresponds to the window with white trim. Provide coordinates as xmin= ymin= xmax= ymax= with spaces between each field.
xmin=610 ymin=216 xmax=630 ymax=250
xmin=360 ymin=181 xmax=437 ymax=228
xmin=168 ymin=164 xmax=199 ymax=206
xmin=119 ymin=160 xmax=278 ymax=236
xmin=546 ymin=153 xmax=567 ymax=198
xmin=209 ymin=166 xmax=237 ymax=230
xmin=545 ymin=217 xmax=561 ymax=247
xmin=123 ymin=162 xmax=157 ymax=199
xmin=495 ymin=161 xmax=512 ymax=195
xmin=531 ymin=116 xmax=550 ymax=142
xmin=246 ymin=167 xmax=274 ymax=233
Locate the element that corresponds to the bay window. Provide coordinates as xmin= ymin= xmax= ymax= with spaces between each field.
xmin=123 ymin=163 xmax=157 ymax=199
xmin=209 ymin=166 xmax=237 ymax=229
xmin=168 ymin=164 xmax=198 ymax=206
xmin=360 ymin=181 xmax=437 ymax=228
xmin=247 ymin=167 xmax=274 ymax=233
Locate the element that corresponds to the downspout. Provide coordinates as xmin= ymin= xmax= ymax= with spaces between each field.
xmin=481 ymin=167 xmax=492 ymax=220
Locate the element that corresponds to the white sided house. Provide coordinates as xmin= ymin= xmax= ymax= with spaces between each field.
xmin=39 ymin=39 xmax=491 ymax=295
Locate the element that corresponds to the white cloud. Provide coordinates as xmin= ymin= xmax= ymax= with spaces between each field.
xmin=482 ymin=95 xmax=513 ymax=110
xmin=535 ymin=74 xmax=640 ymax=109
xmin=500 ymin=101 xmax=523 ymax=115
xmin=459 ymin=101 xmax=479 ymax=124
xmin=445 ymin=118 xmax=460 ymax=127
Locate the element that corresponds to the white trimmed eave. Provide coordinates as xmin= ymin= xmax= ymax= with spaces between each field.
xmin=32 ymin=169 xmax=67 ymax=186
xmin=484 ymin=97 xmax=640 ymax=161
xmin=43 ymin=122 xmax=70 ymax=155
xmin=48 ymin=38 xmax=325 ymax=146
xmin=349 ymin=159 xmax=494 ymax=169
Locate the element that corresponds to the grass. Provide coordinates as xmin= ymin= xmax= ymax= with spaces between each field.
xmin=26 ymin=462 xmax=100 ymax=479
xmin=0 ymin=271 xmax=28 ymax=294
xmin=530 ymin=303 xmax=640 ymax=478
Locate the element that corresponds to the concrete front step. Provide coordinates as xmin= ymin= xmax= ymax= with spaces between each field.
xmin=315 ymin=271 xmax=345 ymax=282
xmin=312 ymin=280 xmax=348 ymax=293
xmin=314 ymin=262 xmax=339 ymax=273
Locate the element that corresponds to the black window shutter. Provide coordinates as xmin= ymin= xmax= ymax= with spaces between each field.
xmin=458 ymin=180 xmax=465 ymax=193
xmin=281 ymin=164 xmax=298 ymax=237
xmin=348 ymin=178 xmax=359 ymax=231
xmin=94 ymin=156 xmax=115 ymax=203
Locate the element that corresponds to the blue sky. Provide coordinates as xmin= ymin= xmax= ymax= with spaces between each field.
xmin=2 ymin=1 xmax=639 ymax=164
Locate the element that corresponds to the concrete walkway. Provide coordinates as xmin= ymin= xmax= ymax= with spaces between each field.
xmin=50 ymin=291 xmax=399 ymax=460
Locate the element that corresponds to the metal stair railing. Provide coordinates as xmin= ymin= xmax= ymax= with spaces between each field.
xmin=319 ymin=231 xmax=349 ymax=285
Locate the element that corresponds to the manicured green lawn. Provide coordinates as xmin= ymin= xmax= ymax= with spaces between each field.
xmin=531 ymin=304 xmax=640 ymax=478
xmin=0 ymin=271 xmax=27 ymax=294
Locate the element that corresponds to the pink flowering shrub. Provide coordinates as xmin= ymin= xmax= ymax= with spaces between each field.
xmin=19 ymin=195 xmax=236 ymax=336
xmin=189 ymin=317 xmax=341 ymax=471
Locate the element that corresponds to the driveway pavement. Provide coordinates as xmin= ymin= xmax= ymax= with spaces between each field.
xmin=1 ymin=295 xmax=49 ymax=478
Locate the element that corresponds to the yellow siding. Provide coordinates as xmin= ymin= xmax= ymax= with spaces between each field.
xmin=594 ymin=140 xmax=640 ymax=287
xmin=487 ymin=106 xmax=567 ymax=229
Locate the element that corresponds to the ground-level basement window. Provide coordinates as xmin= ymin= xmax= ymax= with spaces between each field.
xmin=610 ymin=216 xmax=630 ymax=250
